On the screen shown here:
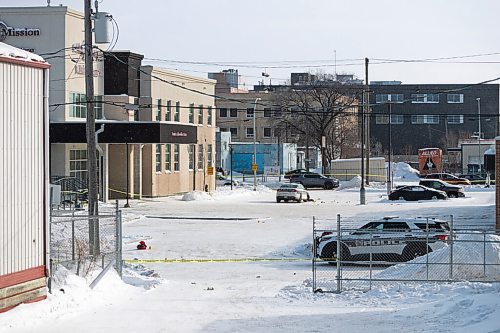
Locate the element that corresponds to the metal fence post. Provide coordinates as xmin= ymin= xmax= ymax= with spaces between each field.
xmin=483 ymin=229 xmax=487 ymax=278
xmin=115 ymin=199 xmax=123 ymax=279
xmin=426 ymin=217 xmax=429 ymax=282
xmin=312 ymin=216 xmax=316 ymax=292
xmin=449 ymin=215 xmax=454 ymax=280
xmin=336 ymin=214 xmax=341 ymax=293
xmin=369 ymin=230 xmax=373 ymax=291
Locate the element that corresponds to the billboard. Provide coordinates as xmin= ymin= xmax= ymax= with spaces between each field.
xmin=418 ymin=148 xmax=442 ymax=175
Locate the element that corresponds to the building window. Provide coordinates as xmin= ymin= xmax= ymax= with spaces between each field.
xmin=447 ymin=94 xmax=464 ymax=103
xmin=189 ymin=104 xmax=195 ymax=124
xmin=411 ymin=94 xmax=440 ymax=103
xmin=207 ymin=144 xmax=213 ymax=167
xmin=174 ymin=102 xmax=180 ymax=121
xmin=165 ymin=100 xmax=171 ymax=121
xmin=391 ymin=115 xmax=403 ymax=124
xmin=165 ymin=144 xmax=171 ymax=171
xmin=229 ymin=108 xmax=238 ymax=118
xmin=220 ymin=127 xmax=227 ymax=132
xmin=198 ymin=105 xmax=204 ymax=125
xmin=174 ymin=144 xmax=180 ymax=171
xmin=375 ymin=94 xmax=404 ymax=103
xmin=246 ymin=108 xmax=254 ymax=118
xmin=274 ymin=108 xmax=282 ymax=117
xmin=246 ymin=127 xmax=254 ymax=138
xmin=69 ymin=93 xmax=103 ymax=119
xmin=264 ymin=127 xmax=272 ymax=137
xmin=69 ymin=149 xmax=88 ymax=182
xmin=411 ymin=115 xmax=439 ymax=124
xmin=375 ymin=115 xmax=389 ymax=124
xmin=207 ymin=106 xmax=213 ymax=126
xmin=219 ymin=108 xmax=228 ymax=118
xmin=264 ymin=108 xmax=272 ymax=117
xmin=198 ymin=144 xmax=203 ymax=169
xmin=133 ymin=97 xmax=139 ymax=121
xmin=188 ymin=144 xmax=194 ymax=170
xmin=230 ymin=127 xmax=238 ymax=138
xmin=156 ymin=99 xmax=162 ymax=121
xmin=155 ymin=144 xmax=162 ymax=172
xmin=447 ymin=115 xmax=464 ymax=124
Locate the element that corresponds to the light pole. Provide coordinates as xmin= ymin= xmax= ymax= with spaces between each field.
xmin=476 ymin=97 xmax=481 ymax=174
xmin=386 ymin=102 xmax=392 ymax=195
xmin=253 ymin=98 xmax=261 ymax=191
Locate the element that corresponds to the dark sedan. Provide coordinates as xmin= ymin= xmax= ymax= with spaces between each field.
xmin=389 ymin=185 xmax=448 ymax=201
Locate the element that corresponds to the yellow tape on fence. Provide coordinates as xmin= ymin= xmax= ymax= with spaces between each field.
xmin=125 ymin=258 xmax=310 ymax=264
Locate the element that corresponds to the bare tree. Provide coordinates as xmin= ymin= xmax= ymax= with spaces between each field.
xmin=272 ymin=82 xmax=361 ymax=172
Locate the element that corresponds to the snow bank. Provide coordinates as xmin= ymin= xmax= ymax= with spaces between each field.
xmin=392 ymin=162 xmax=420 ymax=181
xmin=377 ymin=233 xmax=500 ymax=281
xmin=337 ymin=176 xmax=362 ymax=190
xmin=181 ymin=185 xmax=273 ymax=201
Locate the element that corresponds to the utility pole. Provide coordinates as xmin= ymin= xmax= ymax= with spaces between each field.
xmin=84 ymin=0 xmax=99 ymax=254
xmin=365 ymin=58 xmax=370 ymax=186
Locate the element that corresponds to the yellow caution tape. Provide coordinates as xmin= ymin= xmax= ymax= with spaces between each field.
xmin=125 ymin=258 xmax=311 ymax=263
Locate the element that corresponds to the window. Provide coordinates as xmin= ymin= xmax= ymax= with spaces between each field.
xmin=376 ymin=115 xmax=389 ymax=124
xmin=264 ymin=127 xmax=272 ymax=137
xmin=246 ymin=127 xmax=254 ymax=138
xmin=207 ymin=106 xmax=213 ymax=126
xmin=411 ymin=115 xmax=439 ymax=124
xmin=188 ymin=144 xmax=194 ymax=170
xmin=189 ymin=104 xmax=194 ymax=123
xmin=174 ymin=144 xmax=180 ymax=171
xmin=133 ymin=97 xmax=139 ymax=121
xmin=155 ymin=144 xmax=162 ymax=172
xmin=274 ymin=108 xmax=282 ymax=117
xmin=198 ymin=105 xmax=204 ymax=125
xmin=165 ymin=144 xmax=171 ymax=171
xmin=198 ymin=144 xmax=203 ymax=169
xmin=411 ymin=94 xmax=439 ymax=103
xmin=447 ymin=94 xmax=464 ymax=103
xmin=219 ymin=108 xmax=228 ymax=118
xmin=174 ymin=102 xmax=180 ymax=121
xmin=229 ymin=108 xmax=238 ymax=118
xmin=165 ymin=100 xmax=171 ymax=121
xmin=69 ymin=93 xmax=103 ymax=119
xmin=447 ymin=115 xmax=464 ymax=124
xmin=230 ymin=127 xmax=238 ymax=138
xmin=156 ymin=99 xmax=162 ymax=121
xmin=69 ymin=149 xmax=88 ymax=182
xmin=207 ymin=144 xmax=213 ymax=167
xmin=375 ymin=94 xmax=403 ymax=103
xmin=391 ymin=115 xmax=403 ymax=124
xmin=246 ymin=108 xmax=254 ymax=118
xmin=264 ymin=108 xmax=272 ymax=117
xmin=220 ymin=127 xmax=227 ymax=132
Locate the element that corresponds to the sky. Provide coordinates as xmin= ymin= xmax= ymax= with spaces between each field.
xmin=1 ymin=168 xmax=499 ymax=332
xmin=2 ymin=0 xmax=500 ymax=88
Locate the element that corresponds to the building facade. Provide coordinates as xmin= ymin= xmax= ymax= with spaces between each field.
xmin=369 ymin=83 xmax=499 ymax=158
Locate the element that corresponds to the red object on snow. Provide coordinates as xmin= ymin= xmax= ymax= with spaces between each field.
xmin=137 ymin=241 xmax=147 ymax=250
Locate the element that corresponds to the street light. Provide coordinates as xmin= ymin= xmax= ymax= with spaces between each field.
xmin=476 ymin=97 xmax=481 ymax=174
xmin=253 ymin=97 xmax=261 ymax=191
xmin=386 ymin=102 xmax=392 ymax=195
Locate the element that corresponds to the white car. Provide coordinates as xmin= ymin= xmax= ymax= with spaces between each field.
xmin=276 ymin=183 xmax=310 ymax=203
xmin=316 ymin=216 xmax=450 ymax=263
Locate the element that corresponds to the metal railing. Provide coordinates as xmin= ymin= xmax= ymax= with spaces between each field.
xmin=312 ymin=215 xmax=500 ymax=293
xmin=49 ymin=201 xmax=123 ymax=288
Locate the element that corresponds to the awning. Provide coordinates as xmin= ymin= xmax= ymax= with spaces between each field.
xmin=50 ymin=122 xmax=198 ymax=144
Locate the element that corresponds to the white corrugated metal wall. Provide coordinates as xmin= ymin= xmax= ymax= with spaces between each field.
xmin=0 ymin=61 xmax=45 ymax=276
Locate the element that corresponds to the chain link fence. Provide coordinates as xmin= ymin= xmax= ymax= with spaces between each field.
xmin=49 ymin=202 xmax=123 ymax=288
xmin=312 ymin=215 xmax=500 ymax=293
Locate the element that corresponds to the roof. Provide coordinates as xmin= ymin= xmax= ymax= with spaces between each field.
xmin=0 ymin=42 xmax=49 ymax=68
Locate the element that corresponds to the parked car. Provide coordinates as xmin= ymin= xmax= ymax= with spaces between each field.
xmin=388 ymin=185 xmax=448 ymax=201
xmin=421 ymin=172 xmax=471 ymax=185
xmin=316 ymin=216 xmax=450 ymax=263
xmin=216 ymin=174 xmax=239 ymax=187
xmin=289 ymin=173 xmax=340 ymax=189
xmin=276 ymin=183 xmax=310 ymax=203
xmin=419 ymin=179 xmax=465 ymax=198
xmin=458 ymin=173 xmax=495 ymax=185
xmin=284 ymin=169 xmax=310 ymax=179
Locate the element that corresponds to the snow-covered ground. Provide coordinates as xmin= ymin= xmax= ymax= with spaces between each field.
xmin=2 ymin=168 xmax=500 ymax=333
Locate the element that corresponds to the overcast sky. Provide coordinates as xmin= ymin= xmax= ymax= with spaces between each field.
xmin=3 ymin=0 xmax=500 ymax=87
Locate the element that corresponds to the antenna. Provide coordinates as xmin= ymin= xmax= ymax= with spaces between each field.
xmin=334 ymin=49 xmax=337 ymax=79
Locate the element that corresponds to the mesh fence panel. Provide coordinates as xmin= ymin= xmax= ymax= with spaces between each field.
xmin=50 ymin=208 xmax=120 ymax=278
xmin=313 ymin=215 xmax=500 ymax=293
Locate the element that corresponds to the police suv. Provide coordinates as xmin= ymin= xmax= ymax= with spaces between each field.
xmin=316 ymin=216 xmax=450 ymax=263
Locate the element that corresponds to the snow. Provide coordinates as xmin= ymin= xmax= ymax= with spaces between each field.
xmin=0 ymin=42 xmax=46 ymax=64
xmin=2 ymin=163 xmax=500 ymax=332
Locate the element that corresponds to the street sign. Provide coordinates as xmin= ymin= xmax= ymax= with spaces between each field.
xmin=252 ymin=163 xmax=258 ymax=172
xmin=207 ymin=166 xmax=214 ymax=175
